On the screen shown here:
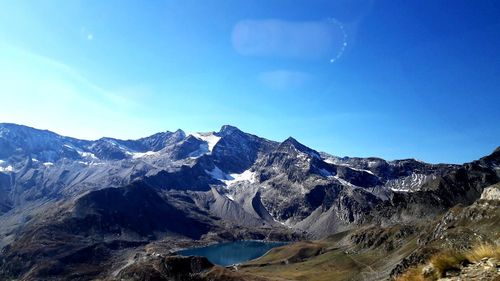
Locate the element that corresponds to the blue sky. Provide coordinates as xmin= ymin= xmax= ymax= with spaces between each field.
xmin=0 ymin=0 xmax=499 ymax=164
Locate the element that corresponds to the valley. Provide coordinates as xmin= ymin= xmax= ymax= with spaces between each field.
xmin=0 ymin=123 xmax=498 ymax=280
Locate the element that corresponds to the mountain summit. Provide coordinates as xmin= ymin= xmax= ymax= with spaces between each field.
xmin=0 ymin=123 xmax=498 ymax=281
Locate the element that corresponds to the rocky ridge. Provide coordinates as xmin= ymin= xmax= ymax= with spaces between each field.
xmin=0 ymin=123 xmax=498 ymax=280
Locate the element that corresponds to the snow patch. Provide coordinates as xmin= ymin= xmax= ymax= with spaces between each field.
xmin=326 ymin=160 xmax=376 ymax=175
xmin=132 ymin=151 xmax=157 ymax=159
xmin=78 ymin=151 xmax=98 ymax=159
xmin=390 ymin=188 xmax=410 ymax=192
xmin=191 ymin=132 xmax=221 ymax=152
xmin=323 ymin=158 xmax=336 ymax=164
xmin=0 ymin=165 xmax=13 ymax=173
xmin=206 ymin=166 xmax=231 ymax=181
xmin=386 ymin=173 xmax=431 ymax=192
xmin=43 ymin=162 xmax=54 ymax=167
xmin=334 ymin=175 xmax=356 ymax=188
xmin=206 ymin=167 xmax=257 ymax=186
xmin=223 ymin=170 xmax=257 ymax=185
xmin=339 ymin=164 xmax=375 ymax=175
xmin=355 ymin=167 xmax=375 ymax=175
xmin=187 ymin=145 xmax=210 ymax=158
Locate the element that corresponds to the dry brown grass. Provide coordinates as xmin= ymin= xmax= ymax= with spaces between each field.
xmin=395 ymin=265 xmax=428 ymax=281
xmin=396 ymin=243 xmax=500 ymax=281
xmin=465 ymin=243 xmax=500 ymax=262
xmin=395 ymin=251 xmax=466 ymax=281
xmin=428 ymin=251 xmax=466 ymax=278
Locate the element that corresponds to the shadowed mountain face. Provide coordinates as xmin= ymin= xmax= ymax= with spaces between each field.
xmin=72 ymin=183 xmax=212 ymax=239
xmin=0 ymin=183 xmax=214 ymax=280
xmin=0 ymin=123 xmax=498 ymax=280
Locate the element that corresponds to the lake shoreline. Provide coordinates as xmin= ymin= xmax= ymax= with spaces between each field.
xmin=175 ymin=240 xmax=290 ymax=266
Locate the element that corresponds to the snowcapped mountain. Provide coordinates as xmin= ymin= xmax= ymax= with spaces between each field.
xmin=0 ymin=123 xmax=478 ymax=224
xmin=0 ymin=122 xmax=498 ymax=280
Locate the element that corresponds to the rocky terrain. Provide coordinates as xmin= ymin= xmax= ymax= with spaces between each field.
xmin=236 ymin=183 xmax=500 ymax=281
xmin=0 ymin=123 xmax=498 ymax=280
xmin=435 ymin=257 xmax=499 ymax=281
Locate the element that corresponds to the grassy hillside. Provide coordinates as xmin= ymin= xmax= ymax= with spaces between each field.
xmin=238 ymin=228 xmax=421 ymax=281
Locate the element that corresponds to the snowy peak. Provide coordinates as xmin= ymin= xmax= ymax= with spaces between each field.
xmin=0 ymin=122 xmax=472 ymax=195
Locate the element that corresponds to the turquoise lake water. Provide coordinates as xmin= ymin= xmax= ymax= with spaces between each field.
xmin=176 ymin=240 xmax=288 ymax=266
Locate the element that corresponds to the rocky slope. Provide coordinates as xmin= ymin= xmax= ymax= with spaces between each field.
xmin=236 ymin=183 xmax=500 ymax=281
xmin=0 ymin=122 xmax=498 ymax=280
xmin=435 ymin=257 xmax=499 ymax=281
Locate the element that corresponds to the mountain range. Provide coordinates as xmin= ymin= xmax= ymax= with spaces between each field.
xmin=0 ymin=123 xmax=498 ymax=280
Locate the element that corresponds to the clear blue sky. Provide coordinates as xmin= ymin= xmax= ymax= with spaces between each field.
xmin=0 ymin=1 xmax=499 ymax=164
